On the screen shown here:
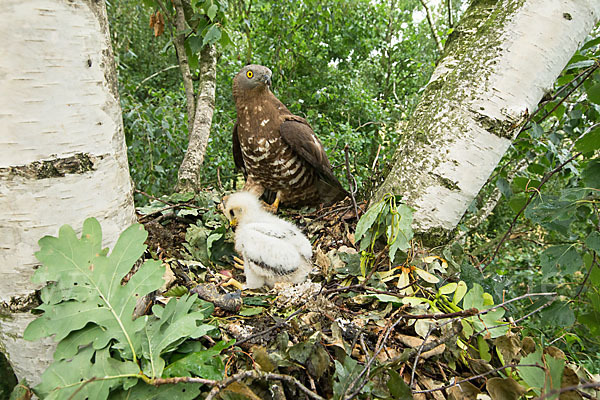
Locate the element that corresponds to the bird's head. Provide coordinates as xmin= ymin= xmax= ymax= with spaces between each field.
xmin=232 ymin=64 xmax=272 ymax=95
xmin=223 ymin=191 xmax=263 ymax=228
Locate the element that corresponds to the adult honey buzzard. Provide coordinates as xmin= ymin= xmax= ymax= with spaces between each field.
xmin=232 ymin=64 xmax=347 ymax=210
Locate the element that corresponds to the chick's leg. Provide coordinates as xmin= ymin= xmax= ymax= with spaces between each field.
xmin=263 ymin=191 xmax=281 ymax=214
xmin=244 ymin=260 xmax=265 ymax=289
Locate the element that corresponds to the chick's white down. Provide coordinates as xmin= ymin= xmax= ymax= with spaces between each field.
xmin=224 ymin=192 xmax=312 ymax=289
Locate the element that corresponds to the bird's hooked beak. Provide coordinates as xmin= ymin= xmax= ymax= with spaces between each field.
xmin=259 ymin=72 xmax=272 ymax=87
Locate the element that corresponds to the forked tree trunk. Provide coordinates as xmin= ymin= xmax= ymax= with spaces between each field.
xmin=0 ymin=0 xmax=136 ymax=386
xmin=374 ymin=0 xmax=600 ymax=243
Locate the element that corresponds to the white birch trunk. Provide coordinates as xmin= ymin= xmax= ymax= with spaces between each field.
xmin=0 ymin=0 xmax=136 ymax=386
xmin=374 ymin=0 xmax=600 ymax=242
xmin=177 ymin=44 xmax=217 ymax=192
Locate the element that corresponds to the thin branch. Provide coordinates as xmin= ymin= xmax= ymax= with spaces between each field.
xmin=343 ymin=315 xmax=405 ymax=400
xmin=446 ymin=0 xmax=453 ymax=28
xmin=419 ymin=0 xmax=444 ymax=53
xmin=204 ymin=371 xmax=326 ymax=400
xmin=410 ymin=324 xmax=435 ymax=388
xmin=235 ymin=306 xmax=306 ymax=346
xmin=534 ymin=382 xmax=600 ymax=400
xmin=575 ymin=251 xmax=598 ymax=299
xmin=344 ymin=144 xmax=359 ymax=220
xmin=483 ymin=152 xmax=581 ymax=270
xmin=412 ymin=364 xmax=543 ymax=394
xmin=168 ymin=0 xmax=196 ymax=134
xmin=134 ymin=65 xmax=178 ymax=91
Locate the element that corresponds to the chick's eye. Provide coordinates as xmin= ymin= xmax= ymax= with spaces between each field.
xmin=229 ymin=210 xmax=234 ymax=218
xmin=246 ymin=70 xmax=253 ymax=79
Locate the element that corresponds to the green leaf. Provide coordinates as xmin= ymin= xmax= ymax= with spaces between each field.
xmin=112 ymin=381 xmax=203 ymax=400
xmin=370 ymin=293 xmax=403 ymax=304
xmin=207 ymin=3 xmax=218 ymax=20
xmin=585 ymin=231 xmax=600 ymax=253
xmin=26 ymin=220 xmax=164 ymax=360
xmin=355 ymin=200 xmax=385 ymax=242
xmin=163 ymin=340 xmax=233 ymax=380
xmin=544 ymin=355 xmax=565 ymax=400
xmin=540 ymin=245 xmax=582 ymax=277
xmin=388 ymin=204 xmax=414 ymax=262
xmin=496 ymin=177 xmax=512 ymax=198
xmin=387 ymin=369 xmax=413 ymax=399
xmin=574 ymin=126 xmax=600 ymax=152
xmin=239 ymin=306 xmax=264 ymax=316
xmin=585 ymin=82 xmax=600 ymax=104
xmin=518 ymin=347 xmax=544 ymax=395
xmin=34 ymin=347 xmax=139 ymax=400
xmin=582 ymin=159 xmax=600 ymax=189
xmin=203 ymin=24 xmax=221 ymax=46
xmin=539 ymin=301 xmax=575 ymax=328
xmin=140 ymin=294 xmax=215 ymax=379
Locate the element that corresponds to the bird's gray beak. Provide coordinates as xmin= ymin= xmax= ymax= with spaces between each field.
xmin=260 ymin=73 xmax=272 ymax=87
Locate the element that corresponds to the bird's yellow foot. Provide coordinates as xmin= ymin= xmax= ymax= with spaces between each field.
xmin=232 ymin=255 xmax=245 ymax=270
xmin=262 ymin=196 xmax=280 ymax=214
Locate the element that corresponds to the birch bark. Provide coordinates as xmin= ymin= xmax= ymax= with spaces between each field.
xmin=0 ymin=0 xmax=136 ymax=385
xmin=374 ymin=0 xmax=600 ymax=243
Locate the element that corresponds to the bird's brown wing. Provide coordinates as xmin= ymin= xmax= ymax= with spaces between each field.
xmin=232 ymin=122 xmax=247 ymax=177
xmin=279 ymin=115 xmax=347 ymax=204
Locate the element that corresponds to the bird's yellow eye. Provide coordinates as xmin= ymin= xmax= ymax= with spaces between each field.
xmin=246 ymin=70 xmax=253 ymax=79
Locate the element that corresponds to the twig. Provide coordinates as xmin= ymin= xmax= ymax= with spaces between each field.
xmin=575 ymin=251 xmax=598 ymax=299
xmin=134 ymin=188 xmax=205 ymax=209
xmin=473 ymin=298 xmax=555 ymax=337
xmin=401 ymin=308 xmax=478 ymax=320
xmin=344 ymin=144 xmax=359 ymax=220
xmin=412 ymin=363 xmax=543 ymax=394
xmin=483 ymin=152 xmax=581 ymax=270
xmin=134 ymin=65 xmax=178 ymax=92
xmin=371 ymin=143 xmax=382 ymax=171
xmin=153 ymin=371 xmax=325 ymax=400
xmin=343 ymin=315 xmax=405 ymax=400
xmin=410 ymin=324 xmax=435 ymax=388
xmin=67 ymin=377 xmax=97 ymax=400
xmin=419 ymin=0 xmax=444 ymax=53
xmin=235 ymin=306 xmax=306 ymax=347
xmin=533 ymin=382 xmax=600 ymax=400
xmin=203 ymin=370 xmax=326 ymax=400
xmin=522 ymin=62 xmax=599 ymax=131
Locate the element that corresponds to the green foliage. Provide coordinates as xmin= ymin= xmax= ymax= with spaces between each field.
xmin=355 ymin=194 xmax=414 ymax=272
xmin=462 ymin=30 xmax=600 ymax=357
xmin=25 ymin=218 xmax=229 ymax=399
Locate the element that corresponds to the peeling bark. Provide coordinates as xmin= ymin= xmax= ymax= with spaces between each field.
xmin=374 ymin=0 xmax=600 ymax=244
xmin=0 ymin=0 xmax=136 ymax=385
xmin=177 ymin=44 xmax=218 ymax=192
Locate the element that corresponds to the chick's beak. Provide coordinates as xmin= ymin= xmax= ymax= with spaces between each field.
xmin=229 ymin=217 xmax=238 ymax=229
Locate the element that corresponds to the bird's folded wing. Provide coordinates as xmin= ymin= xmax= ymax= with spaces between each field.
xmin=279 ymin=116 xmax=348 ymax=201
xmin=232 ymin=122 xmax=246 ymax=175
xmin=236 ymin=223 xmax=306 ymax=275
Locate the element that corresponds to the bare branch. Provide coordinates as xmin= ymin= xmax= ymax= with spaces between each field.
xmin=419 ymin=0 xmax=444 ymax=53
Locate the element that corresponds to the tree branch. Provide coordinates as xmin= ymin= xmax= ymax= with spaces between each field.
xmin=419 ymin=0 xmax=444 ymax=53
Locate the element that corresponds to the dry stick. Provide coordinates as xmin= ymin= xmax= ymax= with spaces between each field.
xmin=410 ymin=324 xmax=435 ymax=388
xmin=343 ymin=315 xmax=405 ymax=400
xmin=134 ymin=65 xmax=178 ymax=92
xmin=235 ymin=306 xmax=306 ymax=347
xmin=482 ymin=153 xmax=581 ymax=270
xmin=534 ymin=382 xmax=600 ymax=400
xmin=134 ymin=188 xmax=205 ymax=209
xmin=204 ymin=371 xmax=326 ymax=400
xmin=412 ymin=363 xmax=543 ymax=394
xmin=344 ymin=144 xmax=359 ymax=220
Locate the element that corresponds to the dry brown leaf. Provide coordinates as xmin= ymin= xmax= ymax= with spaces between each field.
xmin=494 ymin=332 xmax=522 ymax=364
xmin=486 ymin=377 xmax=527 ymax=400
xmin=221 ymin=381 xmax=262 ymax=400
xmin=447 ymin=380 xmax=481 ymax=400
xmin=560 ymin=366 xmax=583 ymax=400
xmin=521 ymin=336 xmax=536 ymax=355
xmin=545 ymin=345 xmax=566 ymax=360
xmin=419 ymin=377 xmax=446 ymax=400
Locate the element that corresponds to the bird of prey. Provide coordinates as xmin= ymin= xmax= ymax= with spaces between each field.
xmin=223 ymin=191 xmax=312 ymax=289
xmin=232 ymin=64 xmax=347 ymax=211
